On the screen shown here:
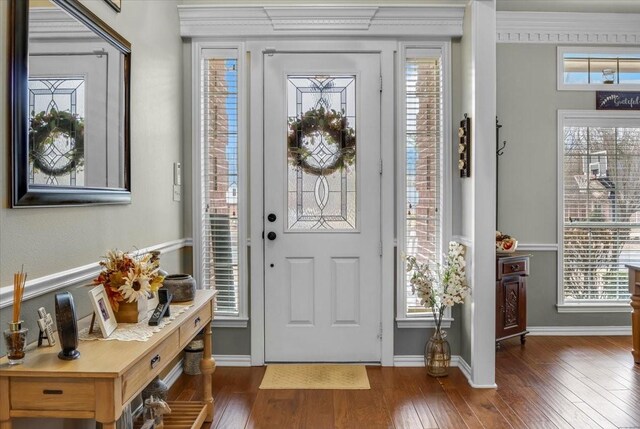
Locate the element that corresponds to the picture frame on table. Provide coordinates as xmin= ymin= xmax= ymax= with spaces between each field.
xmin=88 ymin=285 xmax=117 ymax=338
xmin=147 ymin=291 xmax=159 ymax=312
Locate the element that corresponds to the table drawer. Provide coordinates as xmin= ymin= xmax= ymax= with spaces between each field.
xmin=179 ymin=304 xmax=212 ymax=348
xmin=498 ymin=257 xmax=529 ymax=279
xmin=10 ymin=378 xmax=95 ymax=411
xmin=122 ymin=330 xmax=179 ymax=403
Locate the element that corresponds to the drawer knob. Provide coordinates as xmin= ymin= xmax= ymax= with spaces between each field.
xmin=511 ymin=264 xmax=519 ymax=271
xmin=194 ymin=316 xmax=201 ymax=327
xmin=150 ymin=354 xmax=161 ymax=369
xmin=43 ymin=389 xmax=63 ymax=395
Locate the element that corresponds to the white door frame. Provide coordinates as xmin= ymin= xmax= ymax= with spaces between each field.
xmin=248 ymin=40 xmax=397 ymax=366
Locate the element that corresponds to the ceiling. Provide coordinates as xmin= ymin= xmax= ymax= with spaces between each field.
xmin=179 ymin=0 xmax=640 ymax=14
xmin=496 ymin=0 xmax=640 ymax=13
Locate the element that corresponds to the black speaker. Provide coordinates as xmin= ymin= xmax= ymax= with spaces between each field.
xmin=158 ymin=288 xmax=171 ymax=317
xmin=55 ymin=292 xmax=80 ymax=360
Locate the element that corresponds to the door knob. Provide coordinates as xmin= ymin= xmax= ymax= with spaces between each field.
xmin=268 ymin=213 xmax=277 ymax=222
xmin=267 ymin=232 xmax=277 ymax=241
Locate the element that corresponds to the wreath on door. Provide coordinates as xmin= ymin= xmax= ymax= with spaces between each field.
xmin=29 ymin=109 xmax=85 ymax=177
xmin=287 ymin=107 xmax=356 ymax=176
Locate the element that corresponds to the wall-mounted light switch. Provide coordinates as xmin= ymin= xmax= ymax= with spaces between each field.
xmin=174 ymin=162 xmax=181 ymax=186
xmin=173 ymin=185 xmax=181 ymax=202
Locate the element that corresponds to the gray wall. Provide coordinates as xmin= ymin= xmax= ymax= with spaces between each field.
xmin=0 ymin=249 xmax=185 ymax=356
xmin=394 ymin=306 xmax=462 ymax=356
xmin=496 ymin=43 xmax=630 ymax=327
xmin=0 ymin=0 xmax=186 ymax=347
xmin=0 ymin=0 xmax=186 ymax=286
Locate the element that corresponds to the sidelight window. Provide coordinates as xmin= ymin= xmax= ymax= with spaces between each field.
xmin=397 ymin=43 xmax=451 ymax=326
xmin=197 ymin=47 xmax=247 ymax=325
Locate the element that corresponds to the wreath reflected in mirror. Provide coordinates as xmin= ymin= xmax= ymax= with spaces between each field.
xmin=287 ymin=107 xmax=356 ymax=176
xmin=29 ymin=109 xmax=85 ymax=177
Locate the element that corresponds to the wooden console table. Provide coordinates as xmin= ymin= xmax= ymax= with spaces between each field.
xmin=0 ymin=290 xmax=216 ymax=429
xmin=627 ymin=265 xmax=640 ymax=364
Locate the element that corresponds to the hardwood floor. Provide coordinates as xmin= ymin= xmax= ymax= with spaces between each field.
xmin=168 ymin=336 xmax=640 ymax=429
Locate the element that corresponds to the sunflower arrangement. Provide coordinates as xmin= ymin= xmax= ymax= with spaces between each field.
xmin=94 ymin=250 xmax=165 ymax=312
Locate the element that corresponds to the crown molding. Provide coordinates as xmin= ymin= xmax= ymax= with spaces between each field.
xmin=497 ymin=11 xmax=640 ymax=44
xmin=178 ymin=5 xmax=464 ymax=38
xmin=264 ymin=7 xmax=378 ymax=31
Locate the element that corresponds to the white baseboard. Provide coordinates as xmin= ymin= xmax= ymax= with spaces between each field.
xmin=393 ymin=355 xmax=496 ymax=389
xmin=394 ymin=354 xmax=466 ymax=369
xmin=528 ymin=326 xmax=632 ymax=336
xmin=453 ymin=356 xmax=471 ymax=381
xmin=0 ymin=238 xmax=192 ymax=309
xmin=214 ymin=354 xmax=252 ymax=366
xmin=163 ymin=358 xmax=184 ymax=388
xmin=393 ymin=355 xmax=426 ymax=367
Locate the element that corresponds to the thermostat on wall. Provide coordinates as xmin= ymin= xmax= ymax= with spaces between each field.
xmin=174 ymin=162 xmax=181 ymax=186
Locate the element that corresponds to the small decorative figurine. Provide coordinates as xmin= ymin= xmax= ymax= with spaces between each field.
xmin=37 ymin=307 xmax=56 ymax=347
xmin=142 ymin=395 xmax=171 ymax=429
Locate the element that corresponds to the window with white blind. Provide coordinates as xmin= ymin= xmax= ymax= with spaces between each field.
xmin=559 ymin=111 xmax=640 ymax=310
xmin=197 ymin=47 xmax=247 ymax=325
xmin=397 ymin=44 xmax=450 ymax=326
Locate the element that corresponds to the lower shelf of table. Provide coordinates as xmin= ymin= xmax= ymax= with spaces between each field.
xmin=134 ymin=401 xmax=207 ymax=429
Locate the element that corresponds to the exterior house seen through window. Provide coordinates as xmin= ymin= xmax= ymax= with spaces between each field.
xmin=560 ymin=111 xmax=640 ymax=307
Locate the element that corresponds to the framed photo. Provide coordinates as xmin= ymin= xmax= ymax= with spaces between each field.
xmin=147 ymin=291 xmax=159 ymax=312
xmin=88 ymin=285 xmax=117 ymax=338
xmin=103 ymin=0 xmax=121 ymax=13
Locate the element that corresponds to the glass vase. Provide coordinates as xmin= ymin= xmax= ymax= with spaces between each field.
xmin=424 ymin=328 xmax=451 ymax=377
xmin=4 ymin=321 xmax=28 ymax=365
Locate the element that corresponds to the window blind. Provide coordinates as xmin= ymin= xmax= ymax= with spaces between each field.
xmin=563 ymin=124 xmax=640 ymax=302
xmin=201 ymin=54 xmax=239 ymax=315
xmin=404 ymin=53 xmax=442 ymax=315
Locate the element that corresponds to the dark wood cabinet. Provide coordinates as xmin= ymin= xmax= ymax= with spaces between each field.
xmin=496 ymin=254 xmax=530 ymax=347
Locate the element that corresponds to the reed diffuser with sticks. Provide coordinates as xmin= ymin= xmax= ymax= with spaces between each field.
xmin=4 ymin=268 xmax=28 ymax=364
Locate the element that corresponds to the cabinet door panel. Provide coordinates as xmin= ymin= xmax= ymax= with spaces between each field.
xmin=497 ymin=276 xmax=525 ymax=340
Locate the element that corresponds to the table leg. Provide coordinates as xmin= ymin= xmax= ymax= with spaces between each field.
xmin=98 ymin=422 xmax=117 ymax=429
xmin=0 ymin=377 xmax=10 ymax=429
xmin=200 ymin=319 xmax=216 ymax=422
xmin=632 ymin=294 xmax=640 ymax=364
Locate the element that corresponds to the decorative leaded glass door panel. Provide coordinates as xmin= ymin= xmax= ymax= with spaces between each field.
xmin=264 ymin=53 xmax=382 ymax=362
xmin=287 ymin=75 xmax=357 ymax=230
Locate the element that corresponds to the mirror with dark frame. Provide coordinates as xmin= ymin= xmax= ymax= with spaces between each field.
xmin=10 ymin=0 xmax=131 ymax=207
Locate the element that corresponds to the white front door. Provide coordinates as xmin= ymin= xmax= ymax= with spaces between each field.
xmin=263 ymin=52 xmax=382 ymax=362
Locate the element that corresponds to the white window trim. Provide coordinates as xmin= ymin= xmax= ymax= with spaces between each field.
xmin=557 ymin=109 xmax=640 ymax=313
xmin=556 ymin=304 xmax=631 ymax=313
xmin=557 ymin=46 xmax=640 ymax=91
xmin=395 ymin=41 xmax=453 ymax=329
xmin=192 ymin=41 xmax=248 ymax=328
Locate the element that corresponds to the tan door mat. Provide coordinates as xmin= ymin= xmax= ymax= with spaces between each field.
xmin=259 ymin=364 xmax=370 ymax=390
